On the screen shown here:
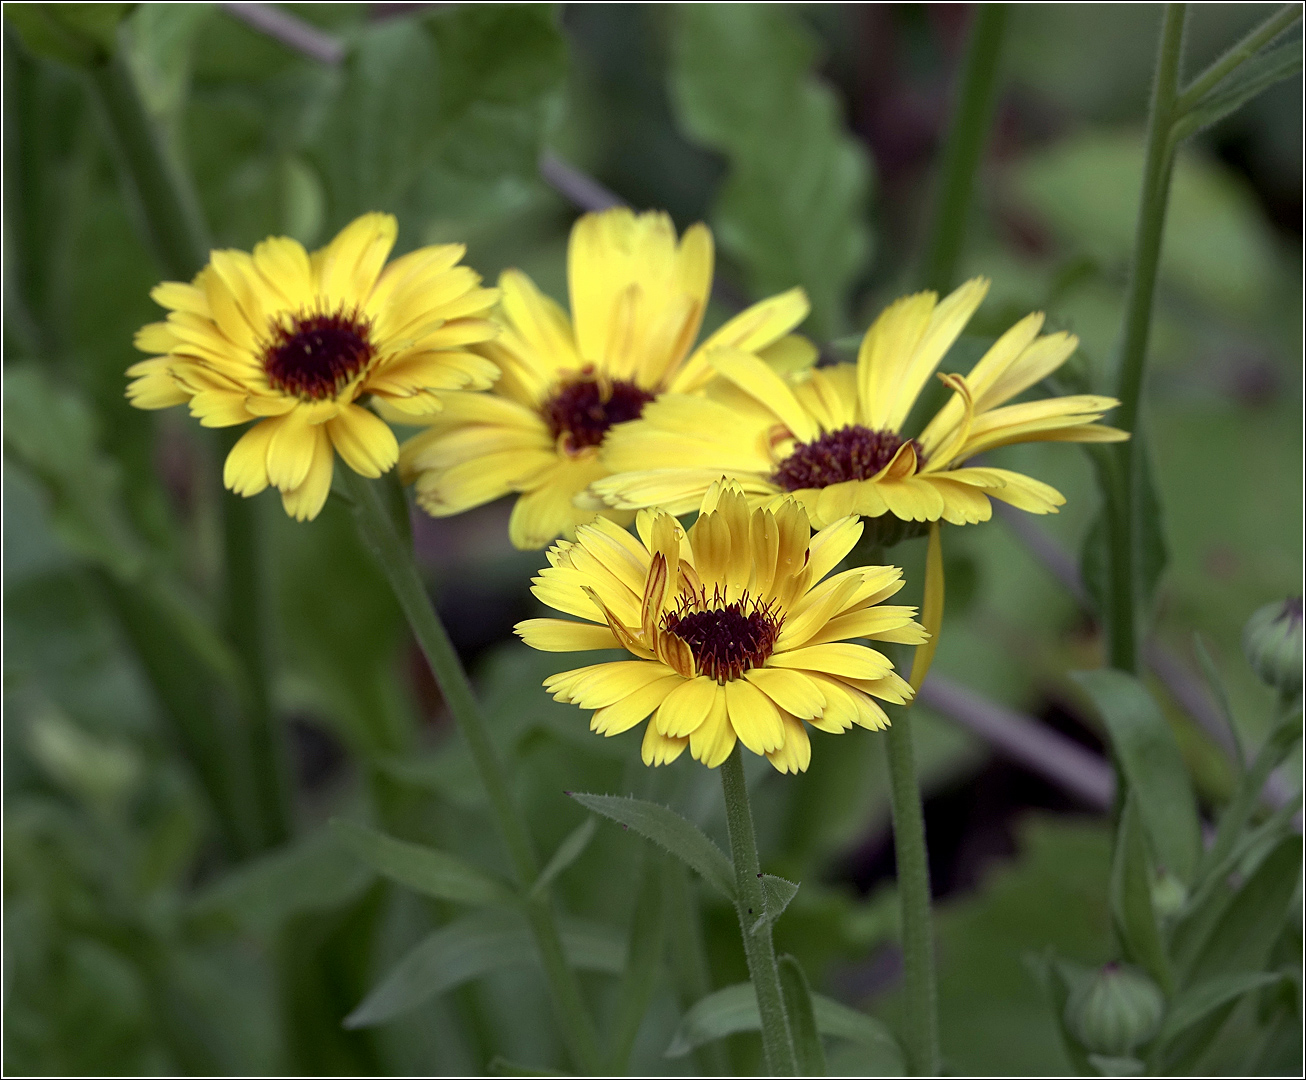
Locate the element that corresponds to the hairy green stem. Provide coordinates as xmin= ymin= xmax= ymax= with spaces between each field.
xmin=1105 ymin=4 xmax=1187 ymax=673
xmin=86 ymin=48 xmax=290 ymax=849
xmin=719 ymin=746 xmax=798 ymax=1076
xmin=339 ymin=469 xmax=602 ymax=1074
xmin=918 ymin=3 xmax=1008 ymax=293
xmin=1174 ymin=4 xmax=1301 ymax=113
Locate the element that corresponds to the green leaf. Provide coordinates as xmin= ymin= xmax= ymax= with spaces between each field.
xmin=1185 ymin=835 xmax=1302 ymax=985
xmin=778 ymin=955 xmax=828 ymax=1076
xmin=665 ymin=982 xmax=902 ymax=1066
xmin=605 ymin=856 xmax=668 ymax=1073
xmin=1072 ymin=669 xmax=1200 ymax=884
xmin=1173 ymin=38 xmax=1303 ymax=144
xmin=487 ymin=1058 xmax=568 ymax=1077
xmin=1192 ymin=634 xmax=1243 ymax=768
xmin=5 ymin=3 xmax=133 ymax=67
xmin=1025 ymin=950 xmax=1096 ymax=1076
xmin=189 ymin=830 xmax=374 ymax=939
xmin=1154 ymin=971 xmax=1285 ymax=1047
xmin=1110 ymin=796 xmax=1173 ymax=993
xmin=1087 ymin=1052 xmax=1145 ymax=1075
xmin=330 ymin=818 xmax=514 ymax=907
xmin=567 ymin=792 xmax=735 ymax=901
xmin=530 ymin=816 xmax=597 ymax=899
xmin=669 ymin=4 xmax=872 ymax=339
xmin=751 ymin=874 xmax=799 ymax=934
xmin=345 ymin=910 xmax=625 ymax=1028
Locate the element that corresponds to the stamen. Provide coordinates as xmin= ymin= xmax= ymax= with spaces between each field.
xmin=772 ymin=424 xmax=925 ymax=491
xmin=543 ymin=371 xmax=656 ymax=453
xmin=663 ymin=589 xmax=783 ymax=683
xmin=263 ymin=308 xmax=376 ymax=400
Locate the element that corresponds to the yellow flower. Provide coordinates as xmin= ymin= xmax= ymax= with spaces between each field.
xmin=594 ymin=278 xmax=1129 ymax=533
xmin=126 ymin=213 xmax=500 ymax=521
xmin=515 ymin=481 xmax=925 ymax=773
xmin=396 ymin=206 xmax=813 ymax=550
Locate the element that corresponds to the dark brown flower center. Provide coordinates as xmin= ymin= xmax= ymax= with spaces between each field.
xmin=263 ymin=309 xmax=376 ymax=400
xmin=772 ymin=424 xmax=924 ymax=491
xmin=543 ymin=372 xmax=656 ymax=452
xmin=664 ymin=591 xmax=783 ymax=683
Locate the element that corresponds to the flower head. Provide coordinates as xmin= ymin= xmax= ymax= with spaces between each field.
xmin=127 ymin=213 xmax=500 ymax=521
xmin=515 ymin=481 xmax=925 ymax=773
xmin=396 ymin=207 xmax=814 ymax=549
xmin=595 ymin=278 xmax=1128 ymax=535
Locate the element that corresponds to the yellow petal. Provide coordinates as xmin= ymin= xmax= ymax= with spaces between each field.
xmin=222 ymin=420 xmax=276 ymax=496
xmin=316 ymin=212 xmax=398 ymax=307
xmin=279 ymin=426 xmax=334 ymax=522
xmin=745 ymin=667 xmax=825 ymax=719
xmin=723 ymin=677 xmax=784 ymax=755
xmin=655 ymin=676 xmax=721 ymax=738
xmin=765 ymin=713 xmax=811 ymax=774
xmin=709 ymin=348 xmax=820 ymax=442
xmin=545 ymin=660 xmax=677 ymax=708
xmin=591 ymin=675 xmax=682 ymax=735
xmin=909 ymin=522 xmax=944 ymax=692
xmin=327 ymin=404 xmax=398 ymax=478
xmin=641 ymin=722 xmax=688 ymax=766
xmin=769 ymin=643 xmax=893 ymax=680
xmin=688 ymin=689 xmax=736 ymax=768
xmin=514 ymin=618 xmax=620 ymax=653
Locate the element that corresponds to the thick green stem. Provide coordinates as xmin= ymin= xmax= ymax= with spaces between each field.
xmin=884 ymin=705 xmax=940 ymax=1076
xmin=918 ymin=3 xmax=1008 ymax=293
xmin=338 ymin=469 xmax=602 ymax=1074
xmin=1105 ymin=4 xmax=1187 ymax=673
xmin=719 ymin=746 xmax=798 ymax=1076
xmin=86 ymin=47 xmax=290 ymax=849
xmin=1174 ymin=4 xmax=1301 ymax=113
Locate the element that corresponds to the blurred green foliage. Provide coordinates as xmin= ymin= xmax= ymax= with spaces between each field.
xmin=3 ymin=3 xmax=1301 ymax=1076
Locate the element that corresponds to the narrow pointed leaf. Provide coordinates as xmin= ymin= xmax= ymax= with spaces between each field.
xmin=1073 ymin=669 xmax=1200 ymax=884
xmin=1155 ymin=971 xmax=1285 ymax=1047
xmin=1110 ymin=796 xmax=1173 ymax=993
xmin=331 ymin=818 xmax=514 ymax=906
xmin=751 ymin=874 xmax=800 ymax=934
xmin=779 ymin=955 xmax=827 ymax=1076
xmin=530 ymin=816 xmax=597 ymax=899
xmin=568 ymin=792 xmax=736 ymax=900
xmin=1173 ymin=39 xmax=1303 ymax=144
xmin=606 ymin=856 xmax=668 ymax=1073
xmin=1025 ymin=950 xmax=1096 ymax=1076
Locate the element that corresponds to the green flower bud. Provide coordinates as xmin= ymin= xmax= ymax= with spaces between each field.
xmin=1242 ymin=597 xmax=1303 ymax=698
xmin=1065 ymin=963 xmax=1165 ymax=1056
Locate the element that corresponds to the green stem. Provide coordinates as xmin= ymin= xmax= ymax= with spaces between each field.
xmin=338 ymin=468 xmax=603 ymax=1074
xmin=1174 ymin=4 xmax=1301 ymax=113
xmin=1105 ymin=4 xmax=1187 ymax=674
xmin=86 ymin=48 xmax=290 ymax=849
xmin=918 ymin=3 xmax=1008 ymax=293
xmin=719 ymin=746 xmax=798 ymax=1076
xmin=884 ymin=704 xmax=940 ymax=1076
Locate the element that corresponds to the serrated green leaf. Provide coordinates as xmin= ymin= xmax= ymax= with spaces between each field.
xmin=669 ymin=4 xmax=872 ymax=338
xmin=1173 ymin=38 xmax=1303 ymax=145
xmin=751 ymin=874 xmax=799 ymax=934
xmin=568 ymin=792 xmax=735 ymax=900
xmin=1154 ymin=971 xmax=1285 ymax=1047
xmin=1185 ymin=835 xmax=1302 ymax=985
xmin=664 ymin=981 xmax=902 ymax=1066
xmin=530 ymin=816 xmax=597 ymax=899
xmin=330 ymin=818 xmax=514 ymax=906
xmin=778 ymin=955 xmax=827 ymax=1076
xmin=1073 ymin=669 xmax=1200 ymax=885
xmin=345 ymin=910 xmax=625 ymax=1028
xmin=189 ymin=830 xmax=374 ymax=939
xmin=1110 ymin=796 xmax=1173 ymax=993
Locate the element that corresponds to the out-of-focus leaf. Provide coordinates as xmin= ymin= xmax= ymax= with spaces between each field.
xmin=568 ymin=792 xmax=735 ymax=901
xmin=1088 ymin=1052 xmax=1145 ymax=1074
xmin=529 ymin=816 xmax=597 ymax=899
xmin=670 ymin=4 xmax=872 ymax=339
xmin=1110 ymin=796 xmax=1173 ymax=993
xmin=1154 ymin=971 xmax=1285 ymax=1047
xmin=752 ymin=874 xmax=799 ymax=934
xmin=1173 ymin=38 xmax=1303 ymax=144
xmin=25 ymin=701 xmax=141 ymax=810
xmin=778 ymin=954 xmax=827 ymax=1076
xmin=1192 ymin=634 xmax=1244 ymax=767
xmin=4 ymin=3 xmax=133 ymax=68
xmin=345 ymin=910 xmax=625 ymax=1028
xmin=1185 ymin=835 xmax=1302 ymax=985
xmin=1072 ymin=669 xmax=1200 ymax=885
xmin=665 ymin=981 xmax=901 ymax=1064
xmin=189 ymin=829 xmax=374 ymax=939
xmin=330 ymin=818 xmax=514 ymax=906
xmin=605 ymin=856 xmax=667 ymax=1072
xmin=1026 ymin=950 xmax=1097 ymax=1076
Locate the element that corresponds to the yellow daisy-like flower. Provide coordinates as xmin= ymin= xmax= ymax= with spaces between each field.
xmin=515 ymin=481 xmax=926 ymax=773
xmin=594 ymin=277 xmax=1129 ymax=533
xmin=126 ymin=213 xmax=500 ymax=521
xmin=396 ymin=206 xmax=813 ymax=550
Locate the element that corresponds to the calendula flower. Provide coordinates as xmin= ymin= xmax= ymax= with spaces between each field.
xmin=515 ymin=481 xmax=925 ymax=773
xmin=396 ymin=206 xmax=813 ymax=550
xmin=127 ymin=213 xmax=499 ymax=521
xmin=594 ymin=278 xmax=1128 ymax=534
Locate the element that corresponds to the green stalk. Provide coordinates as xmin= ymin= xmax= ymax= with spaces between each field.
xmin=86 ymin=46 xmax=289 ymax=848
xmin=918 ymin=3 xmax=1008 ymax=294
xmin=1174 ymin=4 xmax=1301 ymax=113
xmin=338 ymin=468 xmax=603 ymax=1074
xmin=883 ymin=704 xmax=940 ymax=1076
xmin=719 ymin=745 xmax=798 ymax=1076
xmin=1104 ymin=4 xmax=1187 ymax=673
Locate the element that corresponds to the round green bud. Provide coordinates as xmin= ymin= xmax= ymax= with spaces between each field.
xmin=1242 ymin=597 xmax=1303 ymax=699
xmin=1065 ymin=963 xmax=1165 ymax=1056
